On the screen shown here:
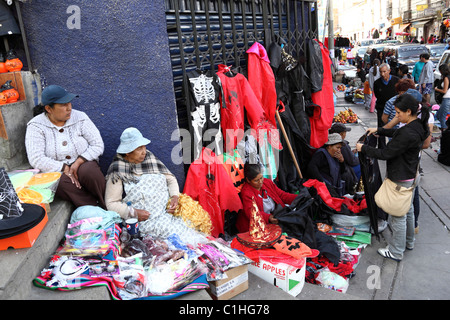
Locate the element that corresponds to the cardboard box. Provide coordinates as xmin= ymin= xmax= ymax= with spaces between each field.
xmin=206 ymin=264 xmax=248 ymax=300
xmin=248 ymin=257 xmax=306 ymax=297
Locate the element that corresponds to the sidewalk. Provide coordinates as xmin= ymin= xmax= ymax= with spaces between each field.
xmin=333 ymin=84 xmax=450 ymax=299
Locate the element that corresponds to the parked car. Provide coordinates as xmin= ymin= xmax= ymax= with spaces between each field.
xmin=382 ymin=44 xmax=430 ymax=73
xmin=352 ymin=46 xmax=369 ymax=60
xmin=363 ymin=44 xmax=386 ymax=65
xmin=360 ymin=39 xmax=375 ymax=47
xmin=434 ymin=49 xmax=450 ymax=80
xmin=426 ymin=43 xmax=447 ymax=70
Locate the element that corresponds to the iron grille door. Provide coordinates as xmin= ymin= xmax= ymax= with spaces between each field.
xmin=165 ymin=0 xmax=318 ymax=165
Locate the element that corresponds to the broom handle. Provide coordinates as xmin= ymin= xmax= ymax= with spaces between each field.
xmin=275 ymin=110 xmax=303 ymax=178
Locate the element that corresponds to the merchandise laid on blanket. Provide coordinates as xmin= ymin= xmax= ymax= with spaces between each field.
xmin=28 ymin=39 xmax=380 ymax=299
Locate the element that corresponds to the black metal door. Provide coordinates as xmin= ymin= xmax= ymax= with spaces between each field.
xmin=165 ymin=0 xmax=318 ymax=162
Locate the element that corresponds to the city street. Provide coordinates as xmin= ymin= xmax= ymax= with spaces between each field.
xmin=333 ymin=83 xmax=450 ymax=299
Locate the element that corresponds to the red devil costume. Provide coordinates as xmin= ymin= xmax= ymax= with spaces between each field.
xmin=183 ymin=147 xmax=242 ymax=238
xmin=216 ymin=64 xmax=279 ymax=152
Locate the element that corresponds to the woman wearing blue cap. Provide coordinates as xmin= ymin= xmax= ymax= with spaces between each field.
xmin=25 ymin=85 xmax=106 ymax=209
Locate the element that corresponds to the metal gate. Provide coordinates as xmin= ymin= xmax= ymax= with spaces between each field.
xmin=165 ymin=0 xmax=318 ymax=158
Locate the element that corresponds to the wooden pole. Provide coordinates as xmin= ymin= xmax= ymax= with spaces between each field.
xmin=275 ymin=110 xmax=303 ymax=178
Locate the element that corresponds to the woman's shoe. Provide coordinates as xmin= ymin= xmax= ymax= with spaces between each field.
xmin=377 ymin=247 xmax=402 ymax=262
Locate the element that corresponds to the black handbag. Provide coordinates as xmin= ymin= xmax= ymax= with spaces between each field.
xmin=434 ymin=78 xmax=443 ymax=104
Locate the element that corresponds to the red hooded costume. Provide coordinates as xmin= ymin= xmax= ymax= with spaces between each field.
xmin=183 ymin=147 xmax=242 ymax=237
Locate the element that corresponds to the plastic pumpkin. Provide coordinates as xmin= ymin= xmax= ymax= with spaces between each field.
xmin=0 ymin=53 xmax=7 ymax=73
xmin=5 ymin=49 xmax=23 ymax=72
xmin=0 ymin=91 xmax=7 ymax=104
xmin=1 ymin=80 xmax=19 ymax=103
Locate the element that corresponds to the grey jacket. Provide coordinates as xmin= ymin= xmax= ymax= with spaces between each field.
xmin=418 ymin=60 xmax=434 ymax=85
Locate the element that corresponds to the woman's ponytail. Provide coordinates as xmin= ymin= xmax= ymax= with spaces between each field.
xmin=32 ymin=104 xmax=45 ymax=117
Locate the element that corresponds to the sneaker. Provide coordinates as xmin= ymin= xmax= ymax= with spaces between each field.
xmin=378 ymin=247 xmax=402 ymax=262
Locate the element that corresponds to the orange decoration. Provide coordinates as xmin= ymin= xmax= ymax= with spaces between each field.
xmin=27 ymin=172 xmax=61 ymax=186
xmin=5 ymin=58 xmax=23 ymax=72
xmin=17 ymin=188 xmax=44 ymax=205
xmin=0 ymin=91 xmax=7 ymax=104
xmin=0 ymin=62 xmax=7 ymax=73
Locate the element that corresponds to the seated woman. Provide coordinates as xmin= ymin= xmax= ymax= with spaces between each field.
xmin=105 ymin=127 xmax=206 ymax=244
xmin=25 ymin=85 xmax=106 ymax=209
xmin=237 ymin=163 xmax=297 ymax=233
xmin=306 ymin=132 xmax=356 ymax=196
xmin=329 ymin=123 xmax=361 ymax=182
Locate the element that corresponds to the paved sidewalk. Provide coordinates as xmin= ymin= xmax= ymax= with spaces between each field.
xmin=333 ymin=84 xmax=450 ymax=300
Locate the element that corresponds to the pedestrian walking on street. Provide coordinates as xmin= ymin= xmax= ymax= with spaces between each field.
xmin=373 ymin=63 xmax=399 ymax=148
xmin=418 ymin=53 xmax=434 ymax=104
xmin=356 ymin=93 xmax=431 ymax=262
xmin=412 ymin=57 xmax=424 ymax=84
xmin=434 ymin=63 xmax=450 ymax=132
xmin=368 ymin=59 xmax=381 ymax=113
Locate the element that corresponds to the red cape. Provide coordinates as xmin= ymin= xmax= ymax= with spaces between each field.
xmin=310 ymin=41 xmax=334 ymax=148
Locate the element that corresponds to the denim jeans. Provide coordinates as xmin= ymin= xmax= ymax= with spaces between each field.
xmin=436 ymin=98 xmax=450 ymax=130
xmin=387 ymin=177 xmax=420 ymax=259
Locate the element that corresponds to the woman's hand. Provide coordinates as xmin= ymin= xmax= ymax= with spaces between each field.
xmin=135 ymin=208 xmax=150 ymax=221
xmin=268 ymin=214 xmax=278 ymax=224
xmin=334 ymin=150 xmax=344 ymax=163
xmin=63 ymin=165 xmax=81 ymax=189
xmin=366 ymin=128 xmax=378 ymax=136
xmin=166 ymin=195 xmax=179 ymax=214
xmin=356 ymin=143 xmax=364 ymax=152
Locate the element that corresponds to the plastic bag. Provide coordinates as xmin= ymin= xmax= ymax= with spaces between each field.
xmin=197 ymin=239 xmax=253 ymax=281
xmin=57 ymin=229 xmax=110 ymax=256
xmin=65 ymin=217 xmax=104 ymax=236
xmin=315 ymin=267 xmax=349 ymax=293
xmin=114 ymin=253 xmax=147 ymax=300
xmin=26 ymin=172 xmax=61 ymax=203
xmin=146 ymin=258 xmax=207 ymax=295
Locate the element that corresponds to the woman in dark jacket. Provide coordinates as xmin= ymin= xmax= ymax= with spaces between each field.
xmin=356 ymin=93 xmax=430 ymax=262
xmin=237 ymin=164 xmax=297 ymax=233
xmin=306 ymin=132 xmax=356 ymax=196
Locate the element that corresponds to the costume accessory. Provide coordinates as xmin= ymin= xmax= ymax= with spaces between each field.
xmin=41 ymin=85 xmax=78 ymax=106
xmin=236 ymin=197 xmax=282 ymax=249
xmin=116 ymin=127 xmax=151 ymax=154
xmin=377 ymin=247 xmax=401 ymax=262
xmin=324 ymin=133 xmax=343 ymax=145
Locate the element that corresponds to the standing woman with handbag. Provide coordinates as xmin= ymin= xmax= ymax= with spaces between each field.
xmin=356 ymin=93 xmax=430 ymax=261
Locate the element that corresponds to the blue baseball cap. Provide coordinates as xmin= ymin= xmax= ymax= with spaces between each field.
xmin=117 ymin=127 xmax=151 ymax=154
xmin=41 ymin=85 xmax=78 ymax=106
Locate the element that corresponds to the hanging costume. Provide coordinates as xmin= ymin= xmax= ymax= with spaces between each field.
xmin=217 ymin=149 xmax=245 ymax=193
xmin=246 ymin=42 xmax=278 ymax=132
xmin=183 ymin=69 xmax=224 ymax=160
xmin=216 ymin=64 xmax=279 ymax=153
xmin=268 ymin=38 xmax=315 ymax=192
xmin=308 ymin=41 xmax=335 ymax=148
xmin=246 ymin=42 xmax=282 ymax=180
xmin=183 ymin=147 xmax=242 ymax=238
